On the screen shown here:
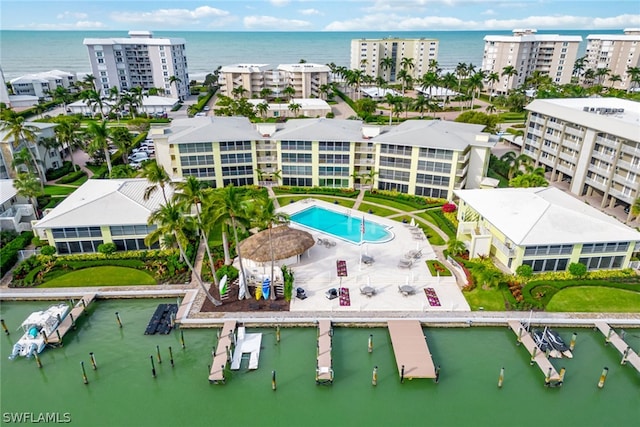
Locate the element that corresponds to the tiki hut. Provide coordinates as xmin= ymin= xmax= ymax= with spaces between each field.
xmin=238 ymin=225 xmax=315 ymax=266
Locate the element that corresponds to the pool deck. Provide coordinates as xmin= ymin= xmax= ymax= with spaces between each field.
xmin=277 ymin=199 xmax=470 ymax=313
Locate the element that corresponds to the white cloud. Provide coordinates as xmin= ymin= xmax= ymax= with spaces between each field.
xmin=244 ymin=15 xmax=312 ymax=30
xmin=270 ymin=0 xmax=291 ymax=6
xmin=481 ymin=9 xmax=496 ymax=16
xmin=299 ymin=8 xmax=322 ymax=16
xmin=21 ymin=21 xmax=106 ymax=30
xmin=325 ymin=12 xmax=640 ymax=31
xmin=56 ymin=11 xmax=88 ymax=20
xmin=111 ymin=6 xmax=230 ymax=27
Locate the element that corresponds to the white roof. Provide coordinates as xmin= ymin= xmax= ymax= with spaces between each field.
xmin=248 ymin=98 xmax=330 ymax=109
xmin=415 ymin=86 xmax=459 ymax=97
xmin=162 ymin=116 xmax=258 ymax=144
xmin=83 ymin=35 xmax=185 ymax=46
xmin=373 ymin=120 xmax=491 ymax=150
xmin=220 ymin=64 xmax=270 ymax=73
xmin=10 ymin=70 xmax=75 ymax=84
xmin=69 ymin=96 xmax=179 ymax=108
xmin=525 ymin=98 xmax=640 ymax=142
xmin=484 ymin=34 xmax=582 ymax=43
xmin=361 ymin=87 xmax=401 ymax=98
xmin=454 ymin=187 xmax=640 ymax=246
xmin=34 ymin=179 xmax=175 ymax=229
xmin=278 ymin=63 xmax=331 ymax=72
xmin=0 ymin=180 xmax=18 ymax=204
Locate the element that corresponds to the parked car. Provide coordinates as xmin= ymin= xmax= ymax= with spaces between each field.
xmin=128 ymin=152 xmax=149 ymax=163
xmin=203 ymin=106 xmax=210 ymax=111
xmin=141 ymin=145 xmax=155 ymax=154
xmin=195 ymin=112 xmax=206 ymax=117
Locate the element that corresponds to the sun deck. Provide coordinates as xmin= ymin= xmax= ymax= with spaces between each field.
xmin=230 ymin=326 xmax=262 ymax=370
xmin=47 ymin=293 xmax=96 ymax=345
xmin=387 ymin=320 xmax=436 ymax=379
xmin=316 ymin=320 xmax=333 ymax=384
xmin=208 ymin=320 xmax=237 ymax=383
xmin=594 ymin=321 xmax=640 ymax=373
xmin=507 ymin=320 xmax=563 ymax=383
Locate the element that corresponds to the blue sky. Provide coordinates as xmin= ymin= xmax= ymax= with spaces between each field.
xmin=1 ymin=0 xmax=639 ymax=31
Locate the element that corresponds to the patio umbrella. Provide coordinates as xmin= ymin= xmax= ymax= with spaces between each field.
xmin=237 ymin=225 xmax=315 ymax=263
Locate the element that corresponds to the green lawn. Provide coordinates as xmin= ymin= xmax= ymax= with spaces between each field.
xmin=463 ymin=287 xmax=506 ymax=311
xmin=66 ymin=174 xmax=89 ymax=186
xmin=356 ymin=202 xmax=397 ymax=217
xmin=546 ymin=287 xmax=640 ymax=312
xmin=41 ymin=266 xmax=156 ymax=288
xmin=43 ymin=185 xmax=78 ymax=196
xmin=362 ymin=196 xmax=418 ymax=212
xmin=277 ymin=195 xmax=355 ymax=208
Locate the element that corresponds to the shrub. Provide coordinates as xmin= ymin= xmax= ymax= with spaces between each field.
xmin=442 ymin=202 xmax=457 ymax=213
xmin=216 ymin=264 xmax=239 ymax=282
xmin=568 ymin=262 xmax=587 ymax=277
xmin=0 ymin=232 xmax=33 ymax=274
xmin=45 ymin=161 xmax=74 ymax=180
xmin=57 ymin=169 xmax=86 ymax=184
xmin=516 ymin=264 xmax=533 ymax=278
xmin=98 ymin=243 xmax=117 ymax=255
xmin=40 ymin=245 xmax=56 ymax=256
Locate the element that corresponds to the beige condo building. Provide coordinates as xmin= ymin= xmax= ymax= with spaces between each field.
xmin=350 ymin=38 xmax=439 ymax=82
xmin=482 ymin=29 xmax=581 ymax=94
xmin=585 ymin=29 xmax=640 ymax=90
xmin=218 ymin=63 xmax=331 ymax=99
xmin=521 ymin=98 xmax=640 ymax=217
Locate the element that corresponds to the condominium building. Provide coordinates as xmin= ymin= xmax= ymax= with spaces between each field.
xmin=585 ymin=29 xmax=640 ymax=90
xmin=83 ymin=31 xmax=189 ymax=100
xmin=455 ymin=187 xmax=640 ymax=274
xmin=218 ymin=63 xmax=331 ymax=99
xmin=350 ymin=38 xmax=439 ymax=83
xmin=150 ymin=117 xmax=495 ymax=200
xmin=521 ymin=97 xmax=640 ymax=215
xmin=0 ymin=122 xmax=63 ymax=181
xmin=482 ymin=29 xmax=582 ymax=94
xmin=9 ymin=70 xmax=77 ymax=98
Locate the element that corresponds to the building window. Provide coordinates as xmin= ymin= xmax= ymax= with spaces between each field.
xmin=219 ymin=141 xmax=252 ymax=151
xmin=110 ymin=224 xmax=157 ymax=236
xmin=178 ymin=142 xmax=213 ymax=153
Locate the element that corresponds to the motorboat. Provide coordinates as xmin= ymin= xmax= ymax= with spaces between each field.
xmin=532 ymin=328 xmax=571 ymax=359
xmin=8 ymin=304 xmax=69 ymax=360
xmin=544 ymin=328 xmax=573 ymax=359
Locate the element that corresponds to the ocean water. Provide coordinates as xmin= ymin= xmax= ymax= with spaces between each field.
xmin=0 ymin=30 xmax=611 ymax=81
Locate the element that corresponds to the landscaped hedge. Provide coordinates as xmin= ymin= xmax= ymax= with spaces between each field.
xmin=274 ymin=186 xmax=359 ymax=198
xmin=365 ymin=190 xmax=445 ymax=210
xmin=0 ymin=231 xmax=33 ymax=275
xmin=424 ymin=209 xmax=458 ymax=238
xmin=57 ymin=169 xmax=86 ymax=184
xmin=522 ymin=277 xmax=640 ymax=310
xmin=426 ymin=260 xmax=452 ymax=276
xmin=45 ymin=161 xmax=74 ymax=181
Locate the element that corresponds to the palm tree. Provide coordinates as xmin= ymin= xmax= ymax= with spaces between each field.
xmin=259 ymin=87 xmax=273 ymax=100
xmin=428 ymin=59 xmax=440 ymax=74
xmin=82 ymin=74 xmax=97 ymax=91
xmin=54 ymin=118 xmax=82 ymax=172
xmin=397 ymin=69 xmax=412 ymax=94
xmin=361 ymin=169 xmax=378 ymax=187
xmin=168 ymin=75 xmax=182 ymax=95
xmin=501 ymin=65 xmax=518 ymax=93
xmin=11 ymin=148 xmax=42 ymax=183
xmin=380 ymin=57 xmax=394 ymax=81
xmin=51 ymin=86 xmax=72 ymax=113
xmin=413 ymin=95 xmax=431 ymax=119
xmin=486 ymin=72 xmax=500 ymax=101
xmin=447 ymin=238 xmax=466 ymax=257
xmin=385 ymin=93 xmax=402 ymax=125
xmin=400 ymin=57 xmax=414 ymax=73
xmin=129 ymin=87 xmax=145 ymax=117
xmin=254 ymin=196 xmax=290 ymax=300
xmin=626 ymin=66 xmax=640 ymax=92
xmin=595 ymin=67 xmax=610 ymax=86
xmin=146 ymin=201 xmax=222 ymax=306
xmin=455 ymin=62 xmax=468 ymax=95
xmin=467 ymin=71 xmax=485 ymax=110
xmin=231 ymin=85 xmax=248 ymax=100
xmin=139 ymin=161 xmax=172 ymax=202
xmin=573 ymin=56 xmax=586 ymax=79
xmin=80 ymin=89 xmax=103 ymax=118
xmin=283 ymin=86 xmax=296 ymax=102
xmin=255 ymin=101 xmax=269 ymax=119
xmin=110 ymin=126 xmax=134 ymax=163
xmin=173 ymin=176 xmax=221 ymax=296
xmin=419 ymin=71 xmax=440 ymax=102
xmin=288 ymin=102 xmax=301 ymax=118
xmin=13 ymin=172 xmax=42 ymax=219
xmin=85 ymin=120 xmax=112 ymax=177
xmin=210 ymin=185 xmax=252 ymax=299
xmin=350 ymin=169 xmax=361 ymax=187
xmin=608 ymin=74 xmax=622 ymax=88
xmin=0 ymin=115 xmax=44 ymax=183
xmin=631 ymin=197 xmax=640 ymax=219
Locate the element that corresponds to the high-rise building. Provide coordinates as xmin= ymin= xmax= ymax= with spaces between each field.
xmin=482 ymin=29 xmax=581 ymax=94
xmin=585 ymin=29 xmax=640 ymax=91
xmin=83 ymin=31 xmax=189 ymax=100
xmin=350 ymin=38 xmax=439 ymax=83
xmin=218 ymin=63 xmax=331 ymax=99
xmin=521 ymin=98 xmax=640 ymax=217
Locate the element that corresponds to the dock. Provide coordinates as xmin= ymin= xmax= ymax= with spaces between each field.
xmin=594 ymin=321 xmax=640 ymax=373
xmin=507 ymin=320 xmax=563 ymax=384
xmin=175 ymin=289 xmax=197 ymax=323
xmin=47 ymin=293 xmax=96 ymax=346
xmin=208 ymin=320 xmax=237 ymax=384
xmin=316 ymin=320 xmax=333 ymax=384
xmin=387 ymin=320 xmax=436 ymax=379
xmin=230 ymin=327 xmax=262 ymax=370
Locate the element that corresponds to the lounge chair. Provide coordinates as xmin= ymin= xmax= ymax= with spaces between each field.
xmin=361 ymin=254 xmax=374 ymax=265
xmin=398 ymin=285 xmax=415 ymax=296
xmin=404 ymin=249 xmax=422 ymax=260
xmin=398 ymin=259 xmax=413 ymax=269
xmin=360 ymin=286 xmax=376 ymax=297
xmin=317 ymin=237 xmax=326 ymax=245
xmin=324 ymin=239 xmax=336 ymax=248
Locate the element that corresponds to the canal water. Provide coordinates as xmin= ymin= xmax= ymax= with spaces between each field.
xmin=1 ymin=299 xmax=638 ymax=426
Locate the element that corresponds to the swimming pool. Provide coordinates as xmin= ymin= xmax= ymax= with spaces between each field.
xmin=290 ymin=206 xmax=393 ymax=244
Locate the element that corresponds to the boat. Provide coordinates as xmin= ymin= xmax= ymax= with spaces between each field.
xmin=8 ymin=304 xmax=69 ymax=360
xmin=544 ymin=328 xmax=573 ymax=359
xmin=532 ymin=328 xmax=562 ymax=359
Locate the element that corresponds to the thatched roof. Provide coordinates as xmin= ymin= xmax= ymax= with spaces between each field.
xmin=238 ymin=225 xmax=315 ymax=263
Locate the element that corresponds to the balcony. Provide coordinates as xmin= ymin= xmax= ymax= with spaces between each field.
xmin=0 ymin=204 xmax=35 ymax=232
xmin=608 ymin=187 xmax=634 ymax=203
xmin=612 ymin=174 xmax=637 ymax=188
xmin=257 ymin=156 xmax=277 ymax=163
xmin=584 ymin=176 xmax=608 ymax=191
xmin=561 ymin=140 xmax=581 ymax=151
xmin=621 ymin=144 xmax=640 ymax=156
xmin=355 ymin=158 xmax=375 ymax=166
